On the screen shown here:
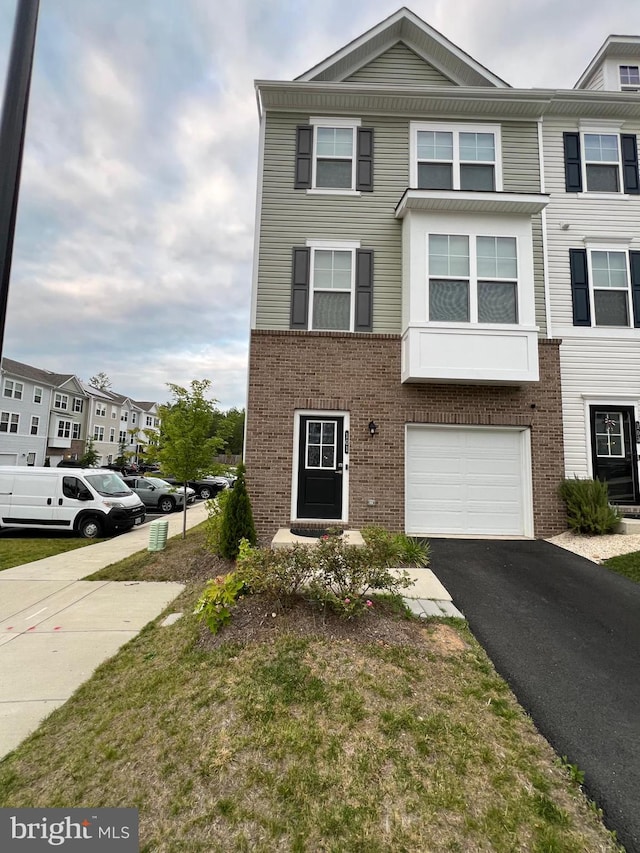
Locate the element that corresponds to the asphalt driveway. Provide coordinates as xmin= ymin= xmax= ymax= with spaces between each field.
xmin=429 ymin=538 xmax=640 ymax=853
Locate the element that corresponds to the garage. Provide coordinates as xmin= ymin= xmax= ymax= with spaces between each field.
xmin=405 ymin=425 xmax=533 ymax=537
xmin=0 ymin=453 xmax=18 ymax=466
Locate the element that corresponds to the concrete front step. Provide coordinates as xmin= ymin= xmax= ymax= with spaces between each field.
xmin=616 ymin=517 xmax=640 ymax=535
xmin=272 ymin=528 xmax=365 ymax=549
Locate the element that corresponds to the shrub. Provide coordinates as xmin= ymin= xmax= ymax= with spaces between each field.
xmin=361 ymin=526 xmax=430 ymax=568
xmin=237 ymin=539 xmax=314 ymax=598
xmin=559 ymin=477 xmax=621 ymax=535
xmin=194 ymin=572 xmax=247 ymax=634
xmin=236 ymin=531 xmax=413 ymax=619
xmin=218 ymin=463 xmax=257 ymax=559
xmin=205 ymin=488 xmax=232 ymax=555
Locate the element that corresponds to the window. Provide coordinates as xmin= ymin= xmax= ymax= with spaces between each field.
xmin=119 ymin=430 xmax=127 ymax=443
xmin=131 ymin=412 xmax=137 ymax=424
xmin=121 ymin=411 xmax=128 ymax=422
xmin=594 ymin=412 xmax=624 ymax=457
xmin=146 ymin=415 xmax=153 ymax=427
xmin=311 ymin=249 xmax=354 ymax=331
xmin=563 ymin=131 xmax=639 ymax=194
xmin=306 ymin=420 xmax=337 ymax=469
xmin=111 ymin=409 xmax=117 ymax=419
xmin=54 ymin=393 xmax=69 ymax=410
xmin=109 ymin=427 xmax=115 ymax=442
xmin=412 ymin=123 xmax=501 ymax=191
xmin=73 ymin=398 xmax=83 ymax=413
xmin=0 ymin=412 xmax=19 ymax=433
xmin=291 ymin=242 xmax=373 ymax=332
xmin=63 ymin=477 xmax=92 ymax=501
xmin=569 ymin=247 xmax=640 ymax=328
xmin=33 ymin=386 xmax=42 ymax=404
xmin=3 ymin=380 xmax=23 ymax=399
xmin=30 ymin=416 xmax=39 ymax=435
xmin=26 ymin=452 xmax=35 ymax=466
xmin=93 ymin=425 xmax=105 ymax=441
xmin=154 ymin=418 xmax=159 ymax=428
xmin=72 ymin=423 xmax=81 ymax=440
xmin=620 ymin=65 xmax=640 ymax=90
xmin=583 ymin=134 xmax=621 ymax=192
xmin=294 ymin=119 xmax=373 ymax=193
xmin=428 ymin=234 xmax=518 ymax=324
xmin=57 ymin=419 xmax=71 ymax=439
xmin=95 ymin=403 xmax=106 ymax=417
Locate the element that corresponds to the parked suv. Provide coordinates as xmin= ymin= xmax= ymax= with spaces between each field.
xmin=122 ymin=476 xmax=196 ymax=513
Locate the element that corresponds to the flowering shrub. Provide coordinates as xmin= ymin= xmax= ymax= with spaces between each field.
xmin=194 ymin=571 xmax=247 ymax=634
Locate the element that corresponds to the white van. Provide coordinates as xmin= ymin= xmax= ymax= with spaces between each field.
xmin=0 ymin=467 xmax=146 ymax=539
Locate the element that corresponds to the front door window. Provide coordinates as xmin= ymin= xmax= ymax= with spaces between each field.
xmin=297 ymin=415 xmax=345 ymax=520
xmin=594 ymin=412 xmax=624 ymax=458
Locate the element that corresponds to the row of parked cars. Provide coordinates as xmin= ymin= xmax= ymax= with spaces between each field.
xmin=121 ymin=473 xmax=233 ymax=513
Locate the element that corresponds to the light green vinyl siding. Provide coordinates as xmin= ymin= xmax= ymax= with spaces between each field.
xmin=256 ymin=113 xmax=546 ymax=335
xmin=257 ymin=113 xmax=407 ymax=333
xmin=346 ymin=43 xmax=453 ymax=86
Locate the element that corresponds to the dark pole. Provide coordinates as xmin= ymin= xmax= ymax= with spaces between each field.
xmin=0 ymin=0 xmax=40 ymax=364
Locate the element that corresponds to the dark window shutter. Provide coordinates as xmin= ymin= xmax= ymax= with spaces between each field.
xmin=569 ymin=248 xmax=591 ymax=326
xmin=355 ymin=249 xmax=373 ymax=331
xmin=294 ymin=126 xmax=313 ymax=189
xmin=290 ymin=248 xmax=310 ymax=329
xmin=356 ymin=128 xmax=374 ymax=192
xmin=630 ymin=251 xmax=640 ymax=327
xmin=563 ymin=133 xmax=582 ymax=193
xmin=621 ymin=134 xmax=640 ymax=195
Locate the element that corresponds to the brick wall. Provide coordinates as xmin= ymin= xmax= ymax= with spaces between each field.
xmin=246 ymin=330 xmax=566 ymax=542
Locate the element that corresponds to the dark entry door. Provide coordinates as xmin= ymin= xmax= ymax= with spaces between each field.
xmin=590 ymin=406 xmax=639 ymax=503
xmin=297 ymin=416 xmax=344 ymax=519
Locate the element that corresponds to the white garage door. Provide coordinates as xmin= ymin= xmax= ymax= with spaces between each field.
xmin=405 ymin=426 xmax=532 ymax=537
xmin=0 ymin=453 xmax=17 ymax=466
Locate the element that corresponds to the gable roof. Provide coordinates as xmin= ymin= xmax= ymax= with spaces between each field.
xmin=2 ymin=357 xmax=84 ymax=392
xmin=575 ymin=34 xmax=640 ymax=89
xmin=296 ymin=7 xmax=509 ymax=88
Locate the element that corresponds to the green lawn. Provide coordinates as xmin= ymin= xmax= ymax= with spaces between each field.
xmin=0 ymin=529 xmax=620 ymax=852
xmin=603 ymin=549 xmax=640 ymax=583
xmin=0 ymin=532 xmax=102 ymax=571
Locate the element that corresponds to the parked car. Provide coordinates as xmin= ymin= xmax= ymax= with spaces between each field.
xmin=122 ymin=476 xmax=196 ymax=513
xmin=159 ymin=474 xmax=228 ymax=500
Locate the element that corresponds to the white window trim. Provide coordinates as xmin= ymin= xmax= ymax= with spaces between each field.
xmin=33 ymin=386 xmax=43 ymax=404
xmin=584 ymin=244 xmax=634 ymax=329
xmin=3 ymin=380 xmax=23 ymax=399
xmin=72 ymin=423 xmax=81 ymax=440
xmin=308 ymin=116 xmax=361 ymax=194
xmin=619 ymin=64 xmax=640 ymax=91
xmin=30 ymin=416 xmax=39 ymax=435
xmin=0 ymin=411 xmax=19 ymax=433
xmin=109 ymin=427 xmax=116 ymax=442
xmin=426 ymin=231 xmax=521 ymax=326
xmin=577 ymin=123 xmax=626 ymax=196
xmin=73 ymin=398 xmax=83 ymax=413
xmin=410 ymin=121 xmax=503 ymax=192
xmin=54 ymin=393 xmax=69 ymax=410
xmin=56 ymin=418 xmax=72 ymax=438
xmin=305 ymin=239 xmax=360 ymax=333
xmin=93 ymin=425 xmax=105 ymax=441
xmin=95 ymin=403 xmax=106 ymax=417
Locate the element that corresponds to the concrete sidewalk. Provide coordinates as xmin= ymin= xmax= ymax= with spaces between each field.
xmin=0 ymin=503 xmax=208 ymax=758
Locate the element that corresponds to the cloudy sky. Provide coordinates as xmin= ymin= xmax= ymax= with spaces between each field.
xmin=0 ymin=0 xmax=639 ymax=408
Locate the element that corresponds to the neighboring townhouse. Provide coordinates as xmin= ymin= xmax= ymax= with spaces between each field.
xmin=0 ymin=358 xmax=54 ymax=466
xmin=46 ymin=376 xmax=88 ymax=465
xmin=245 ymin=8 xmax=568 ymax=542
xmin=0 ymin=358 xmax=161 ymax=468
xmin=542 ymin=38 xmax=640 ymax=506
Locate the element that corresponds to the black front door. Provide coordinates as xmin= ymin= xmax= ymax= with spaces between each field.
xmin=590 ymin=406 xmax=639 ymax=503
xmin=297 ymin=416 xmax=344 ymax=519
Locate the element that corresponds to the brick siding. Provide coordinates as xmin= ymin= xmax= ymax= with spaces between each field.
xmin=245 ymin=330 xmax=566 ymax=542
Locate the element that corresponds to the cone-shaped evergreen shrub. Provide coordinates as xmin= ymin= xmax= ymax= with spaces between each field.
xmin=219 ymin=463 xmax=257 ymax=558
xmin=559 ymin=477 xmax=621 ymax=535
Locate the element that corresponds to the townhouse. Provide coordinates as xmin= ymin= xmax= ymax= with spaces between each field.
xmin=245 ymin=9 xmax=640 ymax=542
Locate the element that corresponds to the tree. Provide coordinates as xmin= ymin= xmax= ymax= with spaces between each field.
xmin=89 ymin=372 xmax=112 ymax=391
xmin=79 ymin=438 xmax=99 ymax=468
xmin=158 ymin=379 xmax=223 ymax=538
xmin=219 ymin=463 xmax=256 ymax=558
xmin=114 ymin=440 xmax=129 ymax=469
